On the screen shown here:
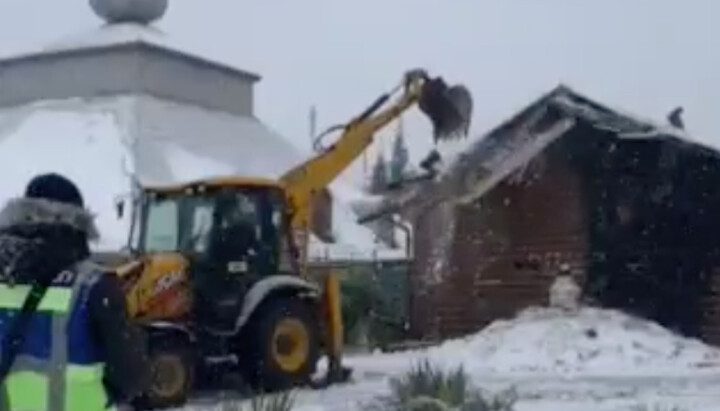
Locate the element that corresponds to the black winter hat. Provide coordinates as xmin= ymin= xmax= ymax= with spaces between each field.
xmin=25 ymin=173 xmax=84 ymax=208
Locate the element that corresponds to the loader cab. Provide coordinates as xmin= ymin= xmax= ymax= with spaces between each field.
xmin=130 ymin=179 xmax=302 ymax=330
xmin=131 ymin=178 xmax=299 ymax=278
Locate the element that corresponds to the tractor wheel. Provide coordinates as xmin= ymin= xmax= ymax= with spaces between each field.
xmin=242 ymin=297 xmax=321 ymax=391
xmin=141 ymin=336 xmax=195 ymax=409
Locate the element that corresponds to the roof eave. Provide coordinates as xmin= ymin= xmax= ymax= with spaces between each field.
xmin=0 ymin=41 xmax=262 ymax=83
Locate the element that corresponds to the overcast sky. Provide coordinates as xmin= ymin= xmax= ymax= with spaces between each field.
xmin=1 ymin=0 xmax=719 ymax=185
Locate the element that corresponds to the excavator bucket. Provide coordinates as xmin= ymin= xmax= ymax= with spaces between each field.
xmin=418 ymin=77 xmax=473 ymax=142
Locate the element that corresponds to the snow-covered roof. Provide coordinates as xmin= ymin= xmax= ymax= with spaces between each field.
xmin=0 ymin=95 xmax=401 ymax=260
xmin=0 ymin=95 xmax=300 ymax=185
xmin=445 ymin=85 xmax=720 ymax=203
xmin=129 ymin=95 xmax=303 ymax=185
xmin=0 ymin=98 xmax=134 ymax=250
xmin=44 ymin=23 xmax=170 ymax=53
xmin=359 ymin=85 xmax=719 ymax=222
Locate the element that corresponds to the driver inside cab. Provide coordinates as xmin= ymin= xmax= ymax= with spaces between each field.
xmin=208 ymin=193 xmax=259 ymax=274
xmin=195 ymin=193 xmax=260 ymax=328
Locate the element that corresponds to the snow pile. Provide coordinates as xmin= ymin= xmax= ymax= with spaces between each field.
xmin=423 ymin=307 xmax=720 ymax=377
xmin=357 ymin=307 xmax=720 ymax=379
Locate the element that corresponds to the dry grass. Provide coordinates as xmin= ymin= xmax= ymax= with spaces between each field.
xmin=221 ymin=390 xmax=296 ymax=411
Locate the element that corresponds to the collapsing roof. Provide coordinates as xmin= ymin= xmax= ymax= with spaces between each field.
xmin=359 ymin=85 xmax=716 ymax=222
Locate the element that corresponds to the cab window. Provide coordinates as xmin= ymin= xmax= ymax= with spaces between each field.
xmin=188 ymin=200 xmax=215 ymax=254
xmin=143 ymin=198 xmax=179 ymax=252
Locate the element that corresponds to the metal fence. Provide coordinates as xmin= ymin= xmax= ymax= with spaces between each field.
xmin=307 ymin=258 xmax=410 ymax=350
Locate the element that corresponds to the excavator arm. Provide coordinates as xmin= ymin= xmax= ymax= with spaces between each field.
xmin=280 ymin=69 xmax=473 ymax=236
xmin=278 ymin=69 xmax=471 ymax=386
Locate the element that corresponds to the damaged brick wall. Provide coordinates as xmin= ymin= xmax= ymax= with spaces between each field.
xmin=408 ymin=201 xmax=457 ymax=340
xmin=410 ymin=147 xmax=588 ymax=340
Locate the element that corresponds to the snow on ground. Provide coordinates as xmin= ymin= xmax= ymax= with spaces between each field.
xmin=181 ymin=306 xmax=720 ymax=410
xmin=354 ymin=307 xmax=720 ymax=378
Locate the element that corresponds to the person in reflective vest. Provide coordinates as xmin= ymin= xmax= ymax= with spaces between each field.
xmin=0 ymin=173 xmax=148 ymax=410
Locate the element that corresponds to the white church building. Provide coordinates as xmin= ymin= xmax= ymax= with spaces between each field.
xmin=0 ymin=0 xmax=403 ymax=261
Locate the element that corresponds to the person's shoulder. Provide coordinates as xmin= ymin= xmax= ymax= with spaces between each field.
xmin=84 ymin=267 xmax=127 ymax=316
xmin=86 ymin=266 xmax=122 ymax=292
xmin=63 ymin=261 xmax=122 ymax=299
xmin=48 ymin=260 xmax=107 ymax=287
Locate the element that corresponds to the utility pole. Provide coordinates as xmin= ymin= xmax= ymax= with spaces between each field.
xmin=309 ymin=105 xmax=318 ymax=150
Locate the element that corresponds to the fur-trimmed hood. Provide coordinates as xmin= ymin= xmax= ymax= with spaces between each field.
xmin=0 ymin=197 xmax=99 ymax=240
xmin=0 ymin=197 xmax=99 ymax=284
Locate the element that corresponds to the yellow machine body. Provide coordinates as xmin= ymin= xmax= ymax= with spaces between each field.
xmin=117 ymin=252 xmax=192 ymax=321
xmin=111 ymin=69 xmax=472 ymax=405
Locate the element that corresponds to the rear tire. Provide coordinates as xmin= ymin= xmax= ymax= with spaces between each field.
xmin=140 ymin=335 xmax=195 ymax=409
xmin=241 ymin=297 xmax=321 ymax=391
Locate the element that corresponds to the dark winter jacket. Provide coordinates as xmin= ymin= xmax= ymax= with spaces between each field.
xmin=0 ymin=197 xmax=149 ymax=406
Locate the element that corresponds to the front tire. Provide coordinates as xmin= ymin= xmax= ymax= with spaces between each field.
xmin=140 ymin=335 xmax=195 ymax=409
xmin=242 ymin=297 xmax=321 ymax=391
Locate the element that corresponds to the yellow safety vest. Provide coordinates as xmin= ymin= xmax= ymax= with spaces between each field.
xmin=0 ymin=262 xmax=115 ymax=411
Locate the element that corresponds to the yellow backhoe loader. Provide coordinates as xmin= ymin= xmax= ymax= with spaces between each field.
xmin=107 ymin=69 xmax=473 ymax=408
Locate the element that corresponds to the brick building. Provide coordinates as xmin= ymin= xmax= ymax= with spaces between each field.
xmin=377 ymin=86 xmax=720 ymax=344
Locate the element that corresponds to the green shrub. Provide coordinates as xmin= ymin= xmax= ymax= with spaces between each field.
xmin=340 ymin=269 xmax=409 ymax=349
xmin=371 ymin=360 xmax=517 ymax=411
xmin=341 ymin=277 xmax=373 ymax=342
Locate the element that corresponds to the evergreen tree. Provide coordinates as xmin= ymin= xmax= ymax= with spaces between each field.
xmin=389 ymin=130 xmax=410 ymax=184
xmin=370 ymin=151 xmax=388 ymax=194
